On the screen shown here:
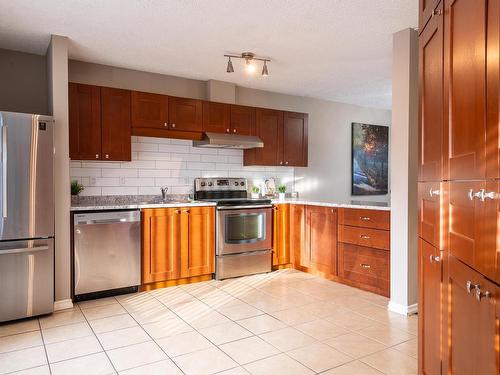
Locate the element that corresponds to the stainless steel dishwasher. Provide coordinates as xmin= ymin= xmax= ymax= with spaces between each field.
xmin=73 ymin=210 xmax=141 ymax=301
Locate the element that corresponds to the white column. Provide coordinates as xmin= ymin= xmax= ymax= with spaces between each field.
xmin=47 ymin=35 xmax=72 ymax=310
xmin=389 ymin=28 xmax=419 ymax=315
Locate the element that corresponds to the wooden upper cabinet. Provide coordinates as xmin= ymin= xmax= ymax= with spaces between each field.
xmin=444 ymin=0 xmax=488 ymax=180
xmin=419 ymin=1 xmax=444 ymax=182
xmin=180 ymin=206 xmax=215 ymax=278
xmin=131 ymin=91 xmax=168 ymax=129
xmin=446 ymin=254 xmax=498 ymax=375
xmin=283 ymin=112 xmax=308 ymax=167
xmin=448 ymin=180 xmax=497 ymax=281
xmin=272 ymin=204 xmax=290 ymax=266
xmin=418 ymin=239 xmax=443 ymax=375
xmin=245 ymin=108 xmax=283 ymax=166
xmin=141 ymin=208 xmax=181 ymax=284
xmin=305 ymin=206 xmax=337 ymax=276
xmin=168 ymin=97 xmax=202 ymax=132
xmin=202 ymin=101 xmax=230 ymax=134
xmin=101 ymin=87 xmax=131 ymax=161
xmin=419 ymin=0 xmax=442 ymax=32
xmin=230 ymin=105 xmax=256 ymax=136
xmin=69 ymin=83 xmax=101 ymax=160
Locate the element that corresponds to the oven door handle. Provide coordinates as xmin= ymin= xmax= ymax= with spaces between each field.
xmin=217 ymin=205 xmax=273 ymax=210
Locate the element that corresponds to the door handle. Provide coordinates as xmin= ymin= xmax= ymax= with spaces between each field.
xmin=429 ymin=188 xmax=440 ymax=197
xmin=2 ymin=126 xmax=7 ymax=219
xmin=429 ymin=255 xmax=440 ymax=263
xmin=478 ymin=189 xmax=496 ymax=202
xmin=0 ymin=245 xmax=49 ymax=255
xmin=359 ymin=235 xmax=371 ymax=239
xmin=466 ymin=280 xmax=478 ymax=294
xmin=468 ymin=189 xmax=482 ymax=201
xmin=475 ymin=287 xmax=492 ymax=301
xmin=360 ymin=263 xmax=371 ymax=269
xmin=360 ymin=216 xmax=371 ymax=221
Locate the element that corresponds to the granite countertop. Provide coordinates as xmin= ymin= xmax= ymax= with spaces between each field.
xmin=71 ymin=195 xmax=390 ymax=212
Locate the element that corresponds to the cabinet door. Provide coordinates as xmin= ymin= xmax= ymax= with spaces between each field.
xmin=230 ymin=105 xmax=255 ymax=136
xmin=306 ymin=206 xmax=337 ymax=275
xmin=290 ymin=204 xmax=306 ymax=268
xmin=419 ymin=0 xmax=442 ymax=32
xmin=180 ymin=206 xmax=215 ymax=278
xmin=444 ymin=0 xmax=487 ymax=180
xmin=69 ymin=83 xmax=101 ymax=160
xmin=244 ymin=108 xmax=282 ymax=166
xmin=202 ymin=101 xmax=230 ymax=134
xmin=168 ymin=97 xmax=202 ymax=132
xmin=131 ymin=91 xmax=168 ymax=129
xmin=418 ymin=239 xmax=442 ymax=375
xmin=101 ymin=87 xmax=131 ymax=161
xmin=272 ymin=204 xmax=290 ymax=266
xmin=418 ymin=182 xmax=442 ymax=248
xmin=142 ymin=208 xmax=181 ymax=284
xmin=282 ymin=112 xmax=308 ymax=167
xmin=447 ymin=254 xmax=497 ymax=375
xmin=419 ymin=2 xmax=444 ymax=182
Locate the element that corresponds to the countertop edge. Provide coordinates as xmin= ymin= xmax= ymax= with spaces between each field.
xmin=270 ymin=199 xmax=390 ymax=211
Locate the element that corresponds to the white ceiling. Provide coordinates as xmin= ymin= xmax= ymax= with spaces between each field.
xmin=0 ymin=0 xmax=417 ymax=109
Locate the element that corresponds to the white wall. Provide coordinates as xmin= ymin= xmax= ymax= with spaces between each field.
xmin=70 ymin=136 xmax=294 ymax=196
xmin=389 ymin=28 xmax=419 ymax=315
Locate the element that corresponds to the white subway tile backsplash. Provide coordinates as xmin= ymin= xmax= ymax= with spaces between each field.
xmin=71 ymin=138 xmax=294 ymax=196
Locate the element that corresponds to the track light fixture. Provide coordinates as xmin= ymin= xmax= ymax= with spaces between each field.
xmin=224 ymin=52 xmax=271 ymax=76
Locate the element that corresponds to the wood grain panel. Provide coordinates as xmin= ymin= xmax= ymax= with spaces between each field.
xmin=202 ymin=101 xmax=230 ymax=134
xmin=338 ymin=225 xmax=390 ymax=251
xmin=101 ymin=87 xmax=131 ymax=161
xmin=418 ymin=182 xmax=442 ymax=248
xmin=290 ymin=204 xmax=306 ymax=268
xmin=230 ymin=105 xmax=256 ymax=136
xmin=306 ymin=206 xmax=337 ymax=275
xmin=283 ymin=112 xmax=308 ymax=167
xmin=168 ymin=96 xmax=202 ymax=132
xmin=131 ymin=91 xmax=168 ymax=129
xmin=338 ymin=208 xmax=390 ymax=230
xmin=419 ymin=0 xmax=442 ymax=32
xmin=272 ymin=204 xmax=290 ymax=266
xmin=244 ymin=108 xmax=282 ymax=166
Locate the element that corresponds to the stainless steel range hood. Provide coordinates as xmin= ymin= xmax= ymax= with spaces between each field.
xmin=193 ymin=132 xmax=264 ymax=149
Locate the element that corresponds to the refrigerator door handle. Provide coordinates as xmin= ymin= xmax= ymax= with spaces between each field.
xmin=0 ymin=245 xmax=48 ymax=255
xmin=2 ymin=125 xmax=7 ymax=219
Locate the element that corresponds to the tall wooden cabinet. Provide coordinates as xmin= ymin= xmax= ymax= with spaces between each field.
xmin=273 ymin=204 xmax=290 ymax=266
xmin=418 ymin=0 xmax=499 ymax=373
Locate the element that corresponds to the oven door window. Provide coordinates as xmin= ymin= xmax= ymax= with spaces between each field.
xmin=225 ymin=213 xmax=266 ymax=244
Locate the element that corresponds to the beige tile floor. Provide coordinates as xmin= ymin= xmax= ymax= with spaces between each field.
xmin=0 ymin=269 xmax=417 ymax=374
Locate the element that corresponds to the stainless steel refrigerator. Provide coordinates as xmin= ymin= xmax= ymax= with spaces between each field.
xmin=0 ymin=112 xmax=54 ymax=323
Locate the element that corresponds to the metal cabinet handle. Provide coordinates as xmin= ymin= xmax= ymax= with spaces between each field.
xmin=429 ymin=255 xmax=441 ymax=263
xmin=475 ymin=288 xmax=492 ymax=301
xmin=171 ymin=123 xmax=176 ymax=128
xmin=182 ymin=209 xmax=190 ymax=214
xmin=285 ymin=161 xmax=289 ymax=165
xmin=360 ymin=263 xmax=371 ymax=269
xmin=174 ymin=209 xmax=181 ymax=214
xmin=226 ymin=128 xmax=230 ymax=133
xmin=360 ymin=235 xmax=371 ymax=239
xmin=164 ymin=122 xmax=168 ymax=127
xmin=432 ymin=8 xmax=442 ymax=16
xmin=105 ymin=154 xmax=109 ymax=159
xmin=479 ymin=189 xmax=496 ymax=201
xmin=360 ymin=216 xmax=371 ymax=221
xmin=233 ymin=129 xmax=237 ymax=133
xmin=468 ymin=189 xmax=482 ymax=201
xmin=429 ymin=188 xmax=440 ymax=197
xmin=2 ymin=126 xmax=7 ymax=219
xmin=95 ymin=154 xmax=99 ymax=159
xmin=280 ymin=161 xmax=283 ymax=165
xmin=466 ymin=280 xmax=478 ymax=294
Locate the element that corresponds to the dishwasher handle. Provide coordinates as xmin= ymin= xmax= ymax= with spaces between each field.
xmin=74 ymin=210 xmax=140 ymax=225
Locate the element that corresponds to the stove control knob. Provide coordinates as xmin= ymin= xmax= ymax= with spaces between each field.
xmin=234 ymin=181 xmax=238 ymax=186
xmin=201 ymin=182 xmax=206 ymax=187
xmin=208 ymin=182 xmax=213 ymax=187
xmin=240 ymin=181 xmax=245 ymax=186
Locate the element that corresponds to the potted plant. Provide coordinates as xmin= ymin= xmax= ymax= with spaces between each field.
xmin=251 ymin=185 xmax=260 ymax=199
xmin=71 ymin=180 xmax=85 ymax=196
xmin=278 ymin=184 xmax=286 ymax=200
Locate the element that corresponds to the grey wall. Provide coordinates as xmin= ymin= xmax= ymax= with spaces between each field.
xmin=69 ymin=60 xmax=391 ymax=204
xmin=0 ymin=48 xmax=48 ymax=114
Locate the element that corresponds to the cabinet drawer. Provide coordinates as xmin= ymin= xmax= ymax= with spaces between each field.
xmin=338 ymin=243 xmax=389 ymax=296
xmin=338 ymin=225 xmax=390 ymax=250
xmin=338 ymin=208 xmax=390 ymax=230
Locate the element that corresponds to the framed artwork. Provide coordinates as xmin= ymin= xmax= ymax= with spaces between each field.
xmin=351 ymin=122 xmax=389 ymax=196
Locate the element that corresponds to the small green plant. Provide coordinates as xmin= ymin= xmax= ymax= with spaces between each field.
xmin=278 ymin=184 xmax=286 ymax=194
xmin=252 ymin=185 xmax=260 ymax=194
xmin=71 ymin=180 xmax=85 ymax=196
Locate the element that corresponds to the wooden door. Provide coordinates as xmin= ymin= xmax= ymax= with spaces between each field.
xmin=131 ymin=91 xmax=168 ymax=129
xmin=447 ymin=254 xmax=498 ymax=375
xmin=168 ymin=97 xmax=202 ymax=132
xmin=101 ymin=87 xmax=131 ymax=161
xmin=68 ymin=83 xmax=101 ymax=160
xmin=444 ymin=0 xmax=487 ymax=180
xmin=230 ymin=105 xmax=256 ymax=135
xmin=306 ymin=206 xmax=337 ymax=275
xmin=290 ymin=204 xmax=306 ymax=268
xmin=282 ymin=112 xmax=308 ymax=167
xmin=244 ymin=108 xmax=282 ymax=166
xmin=142 ymin=208 xmax=181 ymax=283
xmin=418 ymin=182 xmax=442 ymax=248
xmin=419 ymin=0 xmax=442 ymax=32
xmin=487 ymin=0 xmax=500 ymax=179
xmin=180 ymin=206 xmax=215 ymax=278
xmin=419 ymin=2 xmax=444 ymax=181
xmin=477 ymin=180 xmax=498 ymax=282
xmin=202 ymin=101 xmax=230 ymax=134
xmin=418 ymin=239 xmax=443 ymax=375
xmin=272 ymin=204 xmax=290 ymax=266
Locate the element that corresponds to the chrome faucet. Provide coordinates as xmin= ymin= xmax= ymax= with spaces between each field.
xmin=160 ymin=186 xmax=169 ymax=201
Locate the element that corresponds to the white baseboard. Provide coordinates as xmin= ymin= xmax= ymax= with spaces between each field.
xmin=388 ymin=301 xmax=418 ymax=316
xmin=54 ymin=299 xmax=74 ymax=311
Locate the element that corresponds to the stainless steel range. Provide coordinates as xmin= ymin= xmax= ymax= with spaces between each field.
xmin=194 ymin=178 xmax=272 ymax=280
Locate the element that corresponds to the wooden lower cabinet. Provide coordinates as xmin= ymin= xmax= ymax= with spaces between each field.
xmin=272 ymin=204 xmax=290 ymax=266
xmin=418 ymin=238 xmax=443 ymax=375
xmin=446 ymin=254 xmax=498 ymax=375
xmin=142 ymin=206 xmax=215 ymax=285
